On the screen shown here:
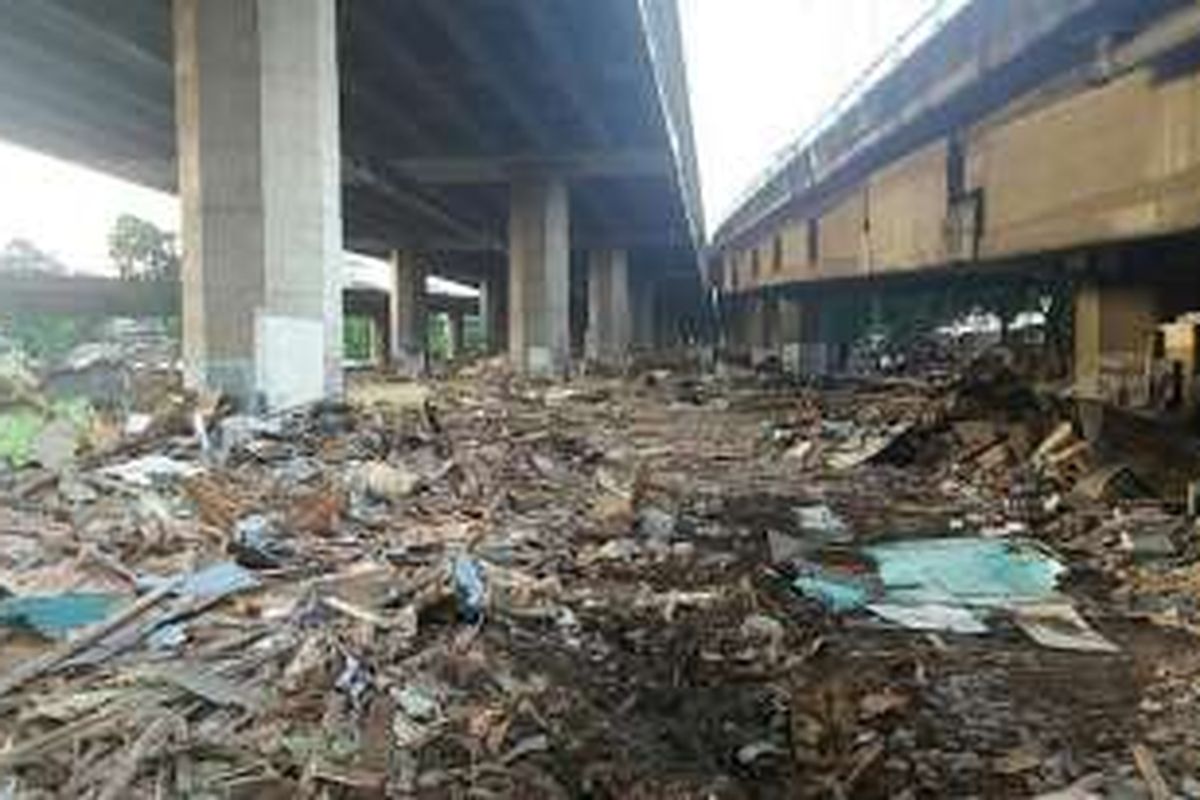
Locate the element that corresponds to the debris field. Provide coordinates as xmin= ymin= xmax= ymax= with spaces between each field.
xmin=1 ymin=354 xmax=1200 ymax=798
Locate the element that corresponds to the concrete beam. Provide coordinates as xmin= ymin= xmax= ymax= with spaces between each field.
xmin=512 ymin=1 xmax=610 ymax=146
xmin=344 ymin=160 xmax=503 ymax=249
xmin=419 ymin=0 xmax=553 ymax=149
xmin=349 ymin=15 xmax=495 ymax=151
xmin=384 ymin=150 xmax=672 ymax=185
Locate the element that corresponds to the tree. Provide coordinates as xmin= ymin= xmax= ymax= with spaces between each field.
xmin=108 ymin=214 xmax=180 ymax=281
xmin=0 ymin=238 xmax=67 ymax=275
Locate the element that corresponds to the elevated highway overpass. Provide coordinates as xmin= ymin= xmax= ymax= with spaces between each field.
xmin=0 ymin=0 xmax=702 ymax=406
xmin=710 ymin=0 xmax=1200 ymax=411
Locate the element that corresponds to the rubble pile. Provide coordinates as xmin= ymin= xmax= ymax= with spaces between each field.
xmin=0 ymin=355 xmax=1199 ymax=797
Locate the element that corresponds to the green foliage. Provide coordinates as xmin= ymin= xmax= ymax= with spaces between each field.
xmin=0 ymin=398 xmax=91 ymax=468
xmin=343 ymin=315 xmax=375 ymax=362
xmin=0 ymin=409 xmax=45 ymax=467
xmin=462 ymin=315 xmax=485 ymax=355
xmin=2 ymin=314 xmax=99 ymax=362
xmin=109 ymin=214 xmax=180 ymax=281
xmin=427 ymin=314 xmax=450 ymax=360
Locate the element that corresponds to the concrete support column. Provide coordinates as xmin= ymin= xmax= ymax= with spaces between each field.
xmin=722 ymin=296 xmax=746 ymax=358
xmin=508 ymin=177 xmax=570 ymax=375
xmin=1073 ymin=278 xmax=1157 ymax=406
xmin=176 ymin=0 xmax=343 ymax=409
xmin=585 ymin=249 xmax=632 ymax=366
xmin=479 ymin=278 xmax=507 ymax=356
xmin=801 ymin=299 xmax=829 ymax=376
xmin=633 ymin=278 xmax=658 ymax=352
xmin=389 ymin=250 xmax=427 ymax=375
xmin=447 ymin=311 xmax=466 ymax=360
xmin=779 ymin=296 xmax=804 ymax=373
xmin=756 ymin=295 xmax=783 ymax=366
xmin=370 ymin=310 xmax=387 ymax=367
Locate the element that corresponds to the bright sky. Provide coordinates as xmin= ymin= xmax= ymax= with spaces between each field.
xmin=0 ymin=140 xmax=177 ymax=273
xmin=679 ymin=0 xmax=943 ymax=227
xmin=0 ymin=1 xmax=942 ymax=269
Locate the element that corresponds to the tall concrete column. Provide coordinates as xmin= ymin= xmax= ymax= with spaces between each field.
xmin=479 ymin=277 xmax=507 ymax=356
xmin=585 ymin=249 xmax=632 ymax=366
xmin=371 ymin=309 xmax=387 ymax=367
xmin=802 ymin=298 xmax=829 ymax=376
xmin=389 ymin=250 xmax=427 ymax=375
xmin=779 ymin=296 xmax=804 ymax=374
xmin=633 ymin=277 xmax=658 ymax=352
xmin=1073 ymin=278 xmax=1157 ymax=406
xmin=749 ymin=295 xmax=772 ymax=366
xmin=175 ymin=0 xmax=343 ymax=409
xmin=447 ymin=311 xmax=466 ymax=360
xmin=508 ymin=177 xmax=570 ymax=375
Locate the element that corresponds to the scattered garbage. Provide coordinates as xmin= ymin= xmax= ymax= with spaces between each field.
xmin=357 ymin=459 xmax=421 ymax=501
xmin=0 ymin=592 xmax=124 ymax=639
xmin=452 ymin=555 xmax=486 ymax=623
xmin=0 ymin=350 xmax=1196 ymax=797
xmin=636 ymin=505 xmax=677 ymax=540
xmin=101 ymin=454 xmax=203 ymax=487
xmin=790 ymin=536 xmax=1119 ymax=651
xmin=230 ymin=514 xmax=294 ymax=569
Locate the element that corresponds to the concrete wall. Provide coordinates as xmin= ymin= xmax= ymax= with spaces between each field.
xmin=969 ymin=70 xmax=1200 ymax=259
xmin=818 ymin=190 xmax=866 ymax=278
xmin=868 ymin=139 xmax=948 ymax=272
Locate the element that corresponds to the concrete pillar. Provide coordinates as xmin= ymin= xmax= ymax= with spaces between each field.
xmin=633 ymin=277 xmax=658 ymax=352
xmin=748 ymin=295 xmax=771 ymax=366
xmin=722 ymin=295 xmax=746 ymax=358
xmin=175 ymin=0 xmax=343 ymax=409
xmin=508 ymin=177 xmax=570 ymax=375
xmin=447 ymin=311 xmax=466 ymax=360
xmin=389 ymin=250 xmax=427 ymax=375
xmin=779 ymin=296 xmax=804 ymax=373
xmin=370 ymin=310 xmax=387 ymax=367
xmin=585 ymin=249 xmax=632 ymax=366
xmin=801 ymin=299 xmax=829 ymax=376
xmin=479 ymin=277 xmax=507 ymax=356
xmin=1073 ymin=278 xmax=1157 ymax=406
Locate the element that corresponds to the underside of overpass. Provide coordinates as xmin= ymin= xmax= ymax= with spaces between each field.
xmin=0 ymin=0 xmax=704 ymax=406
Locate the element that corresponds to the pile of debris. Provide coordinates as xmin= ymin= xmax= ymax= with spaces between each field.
xmin=0 ymin=354 xmax=1199 ymax=797
xmin=0 ymin=319 xmax=181 ymax=473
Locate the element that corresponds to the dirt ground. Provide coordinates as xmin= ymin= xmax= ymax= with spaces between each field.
xmin=1 ymin=361 xmax=1199 ymax=798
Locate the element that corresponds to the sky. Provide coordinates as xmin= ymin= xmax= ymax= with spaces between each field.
xmin=0 ymin=140 xmax=177 ymax=273
xmin=0 ymin=1 xmax=943 ymax=272
xmin=678 ymin=0 xmax=944 ymax=227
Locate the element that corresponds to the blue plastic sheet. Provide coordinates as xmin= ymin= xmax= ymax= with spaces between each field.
xmin=0 ymin=592 xmax=124 ymax=639
xmin=790 ymin=536 xmax=1117 ymax=650
xmin=792 ymin=572 xmax=871 ymax=613
xmin=791 ymin=536 xmax=1072 ymax=636
xmin=865 ymin=537 xmax=1064 ymax=608
xmin=792 ymin=537 xmax=1065 ymax=612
